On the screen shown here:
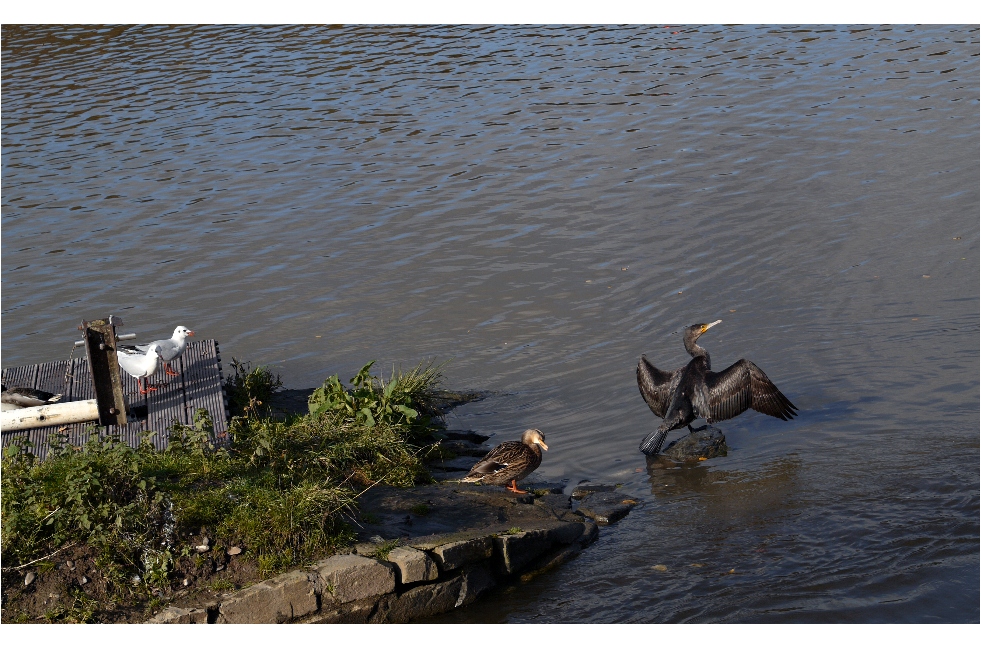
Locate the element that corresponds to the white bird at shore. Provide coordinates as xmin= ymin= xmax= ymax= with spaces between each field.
xmin=122 ymin=326 xmax=194 ymax=377
xmin=118 ymin=344 xmax=164 ymax=395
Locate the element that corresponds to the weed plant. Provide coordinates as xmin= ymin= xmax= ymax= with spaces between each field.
xmin=1 ymin=359 xmax=444 ymax=618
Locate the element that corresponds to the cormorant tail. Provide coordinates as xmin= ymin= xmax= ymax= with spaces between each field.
xmin=640 ymin=429 xmax=668 ymax=456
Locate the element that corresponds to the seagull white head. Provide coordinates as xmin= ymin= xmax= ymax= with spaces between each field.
xmin=173 ymin=326 xmax=195 ymax=340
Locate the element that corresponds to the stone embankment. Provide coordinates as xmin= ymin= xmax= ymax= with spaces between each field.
xmin=149 ymin=479 xmax=637 ymax=623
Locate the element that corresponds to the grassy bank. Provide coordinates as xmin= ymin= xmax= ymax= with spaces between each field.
xmin=1 ymin=360 xmax=446 ymax=623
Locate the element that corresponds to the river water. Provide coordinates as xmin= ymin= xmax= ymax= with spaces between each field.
xmin=2 ymin=25 xmax=978 ymax=623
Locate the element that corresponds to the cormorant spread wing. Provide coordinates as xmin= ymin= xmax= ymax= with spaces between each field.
xmin=636 ymin=355 xmax=677 ymax=419
xmin=703 ymin=359 xmax=798 ymax=423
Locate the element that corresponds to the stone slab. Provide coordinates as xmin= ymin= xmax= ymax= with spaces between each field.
xmin=147 ymin=606 xmax=210 ymax=624
xmin=369 ymin=575 xmax=465 ymax=623
xmin=216 ymin=570 xmax=317 ymax=624
xmin=428 ymin=536 xmax=494 ymax=571
xmin=314 ymin=554 xmax=396 ymax=605
xmin=387 ymin=546 xmax=438 ymax=585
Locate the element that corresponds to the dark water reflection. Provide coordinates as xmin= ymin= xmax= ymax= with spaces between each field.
xmin=2 ymin=25 xmax=978 ymax=622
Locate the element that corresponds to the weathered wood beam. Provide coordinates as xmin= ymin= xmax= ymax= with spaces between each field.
xmin=80 ymin=317 xmax=128 ymax=427
xmin=0 ymin=399 xmax=100 ymax=432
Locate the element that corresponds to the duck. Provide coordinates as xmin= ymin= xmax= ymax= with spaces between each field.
xmin=461 ymin=429 xmax=548 ymax=494
xmin=1 ymin=384 xmax=63 ymax=410
xmin=121 ymin=326 xmax=194 ymax=377
xmin=118 ymin=344 xmax=164 ymax=395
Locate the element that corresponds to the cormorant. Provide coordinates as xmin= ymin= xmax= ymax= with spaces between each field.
xmin=636 ymin=320 xmax=797 ymax=456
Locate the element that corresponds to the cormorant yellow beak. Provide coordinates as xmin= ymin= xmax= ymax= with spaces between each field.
xmin=701 ymin=319 xmax=722 ymax=333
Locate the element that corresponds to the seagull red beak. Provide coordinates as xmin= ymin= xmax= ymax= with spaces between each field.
xmin=188 ymin=331 xmax=195 ymax=336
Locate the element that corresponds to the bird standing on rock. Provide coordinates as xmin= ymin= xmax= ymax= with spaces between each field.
xmin=461 ymin=428 xmax=548 ymax=494
xmin=637 ymin=319 xmax=797 ymax=456
xmin=122 ymin=326 xmax=194 ymax=377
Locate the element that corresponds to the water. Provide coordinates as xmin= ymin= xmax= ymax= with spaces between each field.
xmin=2 ymin=25 xmax=978 ymax=622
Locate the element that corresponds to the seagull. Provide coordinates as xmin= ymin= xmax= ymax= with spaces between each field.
xmin=121 ymin=326 xmax=194 ymax=377
xmin=1 ymin=384 xmax=63 ymax=410
xmin=118 ymin=344 xmax=164 ymax=395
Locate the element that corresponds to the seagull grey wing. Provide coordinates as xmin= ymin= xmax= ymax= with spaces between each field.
xmin=704 ymin=359 xmax=798 ymax=423
xmin=636 ymin=355 xmax=677 ymax=419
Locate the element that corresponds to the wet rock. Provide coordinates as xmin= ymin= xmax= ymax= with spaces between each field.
xmin=457 ymin=563 xmax=497 ymax=606
xmin=315 ymin=554 xmax=396 ymax=605
xmin=386 ymin=546 xmax=438 ymax=585
xmin=217 ymin=570 xmax=318 ymax=624
xmin=571 ymin=482 xmax=616 ymax=499
xmin=441 ymin=429 xmax=490 ymax=444
xmin=24 ymin=572 xmax=36 ymax=587
xmin=660 ymin=426 xmax=727 ymax=462
xmin=576 ymin=491 xmax=637 ymax=526
xmin=429 ymin=455 xmax=478 ymax=473
xmin=521 ymin=481 xmax=567 ymax=495
xmin=438 ymin=439 xmax=490 ymax=457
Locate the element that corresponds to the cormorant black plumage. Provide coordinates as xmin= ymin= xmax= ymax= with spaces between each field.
xmin=636 ymin=320 xmax=797 ymax=456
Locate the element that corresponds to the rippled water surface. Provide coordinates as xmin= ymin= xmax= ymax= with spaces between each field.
xmin=2 ymin=25 xmax=978 ymax=622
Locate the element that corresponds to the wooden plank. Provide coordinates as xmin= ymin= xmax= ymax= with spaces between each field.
xmin=182 ymin=340 xmax=228 ymax=445
xmin=145 ymin=354 xmax=187 ymax=451
xmin=2 ymin=364 xmax=41 ymax=456
xmin=3 ymin=364 xmax=38 ymax=391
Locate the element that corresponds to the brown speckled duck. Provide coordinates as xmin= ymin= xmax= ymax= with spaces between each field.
xmin=461 ymin=429 xmax=548 ymax=494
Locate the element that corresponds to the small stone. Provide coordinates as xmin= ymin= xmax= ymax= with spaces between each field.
xmin=182 ymin=578 xmax=190 ymax=587
xmin=227 ymin=546 xmax=242 ymax=556
xmin=132 ymin=575 xmax=142 ymax=584
xmin=66 ymin=559 xmax=75 ymax=570
xmin=81 ymin=576 xmax=89 ymax=585
xmin=216 ymin=564 xmax=225 ymax=572
xmin=195 ymin=545 xmax=210 ymax=553
xmin=24 ymin=572 xmax=36 ymax=586
xmin=201 ymin=536 xmax=210 ymax=547
xmin=652 ymin=564 xmax=668 ymax=572
xmin=369 ymin=535 xmax=385 ymax=543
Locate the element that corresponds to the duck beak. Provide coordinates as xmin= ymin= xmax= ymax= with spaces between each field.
xmin=538 ymin=440 xmax=549 ymax=451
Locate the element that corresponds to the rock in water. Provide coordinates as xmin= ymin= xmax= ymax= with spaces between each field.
xmin=660 ymin=426 xmax=727 ymax=462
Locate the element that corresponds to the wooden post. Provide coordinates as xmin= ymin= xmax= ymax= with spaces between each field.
xmin=0 ymin=400 xmax=100 ymax=432
xmin=80 ymin=317 xmax=128 ymax=427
